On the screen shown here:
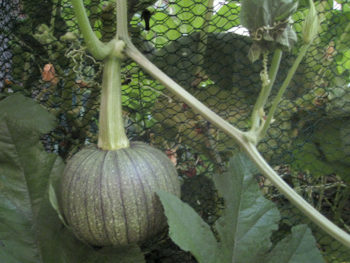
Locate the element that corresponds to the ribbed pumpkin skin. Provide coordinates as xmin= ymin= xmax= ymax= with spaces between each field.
xmin=60 ymin=141 xmax=180 ymax=247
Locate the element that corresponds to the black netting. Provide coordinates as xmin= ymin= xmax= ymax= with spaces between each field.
xmin=1 ymin=0 xmax=350 ymax=262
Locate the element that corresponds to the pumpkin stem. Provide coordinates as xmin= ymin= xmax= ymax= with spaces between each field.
xmin=98 ymin=49 xmax=130 ymax=150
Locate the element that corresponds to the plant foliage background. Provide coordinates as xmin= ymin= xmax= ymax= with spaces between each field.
xmin=1 ymin=0 xmax=350 ymax=262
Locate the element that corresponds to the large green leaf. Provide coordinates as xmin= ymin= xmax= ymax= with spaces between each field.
xmin=158 ymin=153 xmax=324 ymax=263
xmin=0 ymin=94 xmax=145 ymax=263
xmin=0 ymin=95 xmax=60 ymax=262
xmin=265 ymin=224 xmax=325 ymax=263
xmin=213 ymin=154 xmax=280 ymax=263
xmin=157 ymin=190 xmax=219 ymax=263
xmin=0 ymin=93 xmax=56 ymax=134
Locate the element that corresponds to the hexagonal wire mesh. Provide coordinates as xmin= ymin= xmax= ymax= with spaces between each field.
xmin=1 ymin=0 xmax=350 ymax=262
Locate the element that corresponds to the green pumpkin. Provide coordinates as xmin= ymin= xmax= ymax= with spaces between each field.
xmin=60 ymin=141 xmax=181 ymax=247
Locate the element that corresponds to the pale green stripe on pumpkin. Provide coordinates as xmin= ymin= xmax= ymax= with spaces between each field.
xmin=118 ymin=148 xmax=146 ymax=244
xmin=132 ymin=143 xmax=180 ymax=234
xmin=145 ymin=150 xmax=179 ymax=231
xmin=122 ymin=148 xmax=152 ymax=242
xmin=61 ymin=146 xmax=94 ymax=205
xmin=124 ymin=145 xmax=165 ymax=240
xmin=79 ymin=149 xmax=107 ymax=245
xmin=135 ymin=142 xmax=180 ymax=195
xmin=150 ymin=146 xmax=180 ymax=195
xmin=115 ymin=150 xmax=138 ymax=245
xmin=80 ymin=150 xmax=99 ymax=244
xmin=107 ymin=150 xmax=129 ymax=245
xmin=62 ymin=148 xmax=97 ymax=240
xmin=96 ymin=150 xmax=113 ymax=245
xmin=129 ymin=148 xmax=159 ymax=238
xmin=100 ymin=150 xmax=124 ymax=245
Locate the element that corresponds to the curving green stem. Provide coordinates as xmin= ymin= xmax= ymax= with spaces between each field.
xmin=243 ymin=142 xmax=350 ymax=248
xmin=116 ymin=0 xmax=129 ymax=40
xmin=71 ymin=0 xmax=129 ymax=150
xmin=259 ymin=44 xmax=310 ymax=140
xmin=71 ymin=0 xmax=113 ymax=59
xmin=249 ymin=49 xmax=282 ymax=136
xmin=98 ymin=55 xmax=130 ymax=150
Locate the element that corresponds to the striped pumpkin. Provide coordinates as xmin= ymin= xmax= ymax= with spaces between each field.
xmin=60 ymin=141 xmax=181 ymax=247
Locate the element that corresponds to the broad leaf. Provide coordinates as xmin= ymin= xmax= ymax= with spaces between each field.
xmin=0 ymin=94 xmax=145 ymax=263
xmin=213 ymin=154 xmax=280 ymax=263
xmin=0 ymin=93 xmax=56 ymax=134
xmin=0 ymin=95 xmax=59 ymax=262
xmin=158 ymin=153 xmax=324 ymax=263
xmin=157 ymin=190 xmax=219 ymax=263
xmin=265 ymin=224 xmax=325 ymax=263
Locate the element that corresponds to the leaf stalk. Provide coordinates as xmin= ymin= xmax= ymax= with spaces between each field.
xmin=98 ymin=50 xmax=130 ymax=150
xmin=248 ymin=49 xmax=282 ymax=143
xmin=259 ymin=44 xmax=309 ymax=140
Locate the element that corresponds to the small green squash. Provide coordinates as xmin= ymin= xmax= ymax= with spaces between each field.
xmin=61 ymin=141 xmax=181 ymax=247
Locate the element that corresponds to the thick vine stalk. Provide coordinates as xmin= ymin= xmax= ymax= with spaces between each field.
xmin=97 ymin=52 xmax=130 ymax=150
xmin=126 ymin=31 xmax=350 ymax=249
xmin=71 ymin=0 xmax=129 ymax=150
xmin=115 ymin=0 xmax=350 ymax=248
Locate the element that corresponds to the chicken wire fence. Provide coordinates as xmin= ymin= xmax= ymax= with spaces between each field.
xmin=1 ymin=0 xmax=350 ymax=262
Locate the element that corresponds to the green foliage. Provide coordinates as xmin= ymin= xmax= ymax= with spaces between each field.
xmin=213 ymin=154 xmax=280 ymax=263
xmin=3 ymin=0 xmax=350 ymax=259
xmin=0 ymin=94 xmax=145 ymax=263
xmin=292 ymin=118 xmax=350 ymax=182
xmin=273 ymin=194 xmax=350 ymax=262
xmin=265 ymin=224 xmax=325 ymax=263
xmin=157 ymin=189 xmax=219 ymax=262
xmin=158 ymin=153 xmax=324 ymax=263
xmin=0 ymin=93 xmax=56 ymax=133
xmin=240 ymin=0 xmax=298 ymax=61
